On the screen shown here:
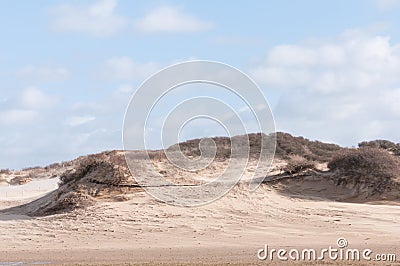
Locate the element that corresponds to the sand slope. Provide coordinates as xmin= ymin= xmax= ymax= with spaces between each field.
xmin=0 ymin=179 xmax=399 ymax=264
xmin=0 ymin=134 xmax=399 ymax=265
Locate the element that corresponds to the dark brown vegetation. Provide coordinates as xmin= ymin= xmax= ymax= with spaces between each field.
xmin=171 ymin=131 xmax=344 ymax=162
xmin=275 ymin=132 xmax=343 ymax=162
xmin=358 ymin=139 xmax=400 ymax=156
xmin=35 ymin=151 xmax=139 ymax=215
xmin=265 ymin=142 xmax=400 ymax=202
xmin=0 ymin=169 xmax=12 ymax=175
xmin=169 ymin=133 xmax=274 ymax=160
xmin=3 ymin=151 xmax=140 ymax=216
xmin=328 ymin=147 xmax=400 ymax=179
xmin=171 ymin=136 xmax=231 ymax=159
xmin=327 ymin=147 xmax=400 ymax=199
xmin=2 ymin=132 xmax=400 ymax=214
xmin=282 ymin=155 xmax=316 ymax=175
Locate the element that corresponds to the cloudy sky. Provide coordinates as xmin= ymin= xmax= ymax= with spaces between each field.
xmin=1 ymin=0 xmax=400 ymax=169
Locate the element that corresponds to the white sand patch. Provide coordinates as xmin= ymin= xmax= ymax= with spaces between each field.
xmin=0 ymin=177 xmax=59 ymax=201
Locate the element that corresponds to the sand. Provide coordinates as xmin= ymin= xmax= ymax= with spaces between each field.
xmin=0 ymin=159 xmax=399 ymax=265
xmin=0 ymin=178 xmax=59 ymax=201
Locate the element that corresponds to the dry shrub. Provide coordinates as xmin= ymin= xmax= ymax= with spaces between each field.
xmin=275 ymin=132 xmax=342 ymax=162
xmin=42 ymin=191 xmax=95 ymax=215
xmin=358 ymin=139 xmax=400 ymax=156
xmin=173 ymin=136 xmax=232 ymax=158
xmin=60 ymin=159 xmax=129 ymax=186
xmin=283 ymin=155 xmax=316 ymax=175
xmin=59 ymin=160 xmax=95 ymax=185
xmin=328 ymin=147 xmax=400 ymax=179
xmin=34 ymin=157 xmax=133 ymax=216
xmin=169 ymin=133 xmax=273 ymax=160
xmin=0 ymin=169 xmax=11 ymax=175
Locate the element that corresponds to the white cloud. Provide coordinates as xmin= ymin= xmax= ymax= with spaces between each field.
xmin=0 ymin=109 xmax=38 ymax=125
xmin=17 ymin=65 xmax=69 ymax=82
xmin=20 ymin=87 xmax=58 ymax=109
xmin=65 ymin=116 xmax=96 ymax=127
xmin=374 ymin=0 xmax=400 ymax=10
xmin=251 ymin=33 xmax=400 ymax=93
xmin=0 ymin=88 xmax=58 ymax=126
xmin=250 ymin=29 xmax=400 ymax=145
xmin=101 ymin=56 xmax=161 ymax=81
xmin=49 ymin=0 xmax=127 ymax=37
xmin=134 ymin=6 xmax=214 ymax=33
xmin=381 ymin=88 xmax=400 ymax=115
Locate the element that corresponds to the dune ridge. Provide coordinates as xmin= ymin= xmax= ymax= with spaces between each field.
xmin=0 ymin=132 xmax=399 ymax=264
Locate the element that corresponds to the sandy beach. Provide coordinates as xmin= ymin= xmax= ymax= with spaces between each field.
xmin=0 ymin=172 xmax=399 ymax=265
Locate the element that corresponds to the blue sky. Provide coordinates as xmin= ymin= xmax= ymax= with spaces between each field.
xmin=1 ymin=0 xmax=400 ymax=169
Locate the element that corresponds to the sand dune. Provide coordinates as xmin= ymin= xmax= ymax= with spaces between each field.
xmin=0 ymin=181 xmax=399 ymax=264
xmin=0 ymin=133 xmax=399 ymax=265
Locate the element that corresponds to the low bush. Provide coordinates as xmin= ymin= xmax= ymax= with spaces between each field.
xmin=328 ymin=147 xmax=400 ymax=179
xmin=0 ymin=169 xmax=11 ymax=175
xmin=358 ymin=139 xmax=400 ymax=156
xmin=275 ymin=132 xmax=342 ymax=162
xmin=283 ymin=155 xmax=316 ymax=175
